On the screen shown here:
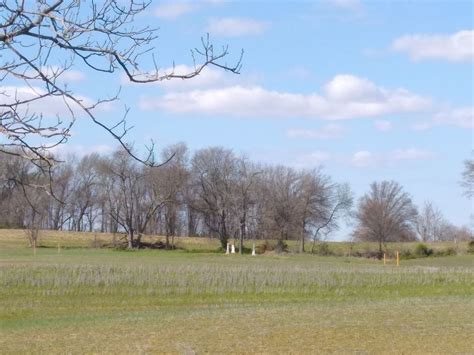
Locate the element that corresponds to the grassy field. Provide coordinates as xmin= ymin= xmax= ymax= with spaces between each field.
xmin=1 ymin=230 xmax=473 ymax=353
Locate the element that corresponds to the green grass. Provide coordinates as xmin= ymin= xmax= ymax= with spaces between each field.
xmin=0 ymin=230 xmax=473 ymax=353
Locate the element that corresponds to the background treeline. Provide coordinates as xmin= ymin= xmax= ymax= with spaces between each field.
xmin=0 ymin=144 xmax=471 ymax=252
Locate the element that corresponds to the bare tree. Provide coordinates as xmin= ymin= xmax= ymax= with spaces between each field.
xmin=416 ymin=201 xmax=444 ymax=242
xmin=101 ymin=149 xmax=165 ymax=248
xmin=0 ymin=0 xmax=242 ymax=174
xmin=259 ymin=166 xmax=300 ymax=250
xmin=310 ymin=183 xmax=353 ymax=253
xmin=234 ymin=157 xmax=260 ymax=254
xmin=461 ymin=155 xmax=474 ymax=198
xmin=190 ymin=147 xmax=238 ymax=249
xmin=156 ymin=143 xmax=189 ymax=249
xmin=354 ymin=181 xmax=418 ymax=257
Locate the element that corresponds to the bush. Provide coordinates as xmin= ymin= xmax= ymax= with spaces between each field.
xmin=414 ymin=243 xmax=433 ymax=257
xmin=256 ymin=240 xmax=288 ymax=254
xmin=468 ymin=240 xmax=474 ymax=254
xmin=434 ymin=247 xmax=457 ymax=257
xmin=275 ymin=239 xmax=288 ymax=253
xmin=400 ymin=249 xmax=415 ymax=260
xmin=314 ymin=242 xmax=333 ymax=256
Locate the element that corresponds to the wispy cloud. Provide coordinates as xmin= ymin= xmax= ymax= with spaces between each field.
xmin=206 ymin=17 xmax=269 ymax=37
xmin=154 ymin=2 xmax=196 ymax=20
xmin=391 ymin=30 xmax=474 ymax=62
xmin=374 ymin=120 xmax=393 ymax=132
xmin=294 ymin=151 xmax=332 ymax=167
xmin=411 ymin=107 xmax=473 ymax=130
xmin=287 ymin=124 xmax=346 ymax=139
xmin=351 ymin=148 xmax=435 ymax=168
xmin=0 ymin=86 xmax=111 ymax=119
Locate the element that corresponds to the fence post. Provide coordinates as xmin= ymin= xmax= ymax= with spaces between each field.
xmin=396 ymin=251 xmax=400 ymax=266
xmin=383 ymin=253 xmax=386 ymax=265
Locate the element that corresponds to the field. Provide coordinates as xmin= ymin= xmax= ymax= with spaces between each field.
xmin=1 ymin=230 xmax=473 ymax=353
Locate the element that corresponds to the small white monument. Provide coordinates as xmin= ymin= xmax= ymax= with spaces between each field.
xmin=252 ymin=243 xmax=256 ymax=256
xmin=226 ymin=243 xmax=230 ymax=254
xmin=231 ymin=244 xmax=236 ymax=254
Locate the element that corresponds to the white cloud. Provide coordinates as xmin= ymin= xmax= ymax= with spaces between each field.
xmin=351 ymin=148 xmax=435 ymax=168
xmin=374 ymin=120 xmax=393 ymax=132
xmin=391 ymin=30 xmax=474 ymax=62
xmin=433 ymin=107 xmax=473 ymax=128
xmin=351 ymin=151 xmax=373 ymax=167
xmin=287 ymin=124 xmax=345 ymax=139
xmin=294 ymin=151 xmax=332 ymax=168
xmin=392 ymin=148 xmax=434 ymax=161
xmin=0 ymin=85 xmax=111 ymax=119
xmin=206 ymin=17 xmax=269 ymax=37
xmin=411 ymin=107 xmax=473 ymax=130
xmin=154 ymin=2 xmax=196 ymax=20
xmin=140 ymin=74 xmax=431 ymax=120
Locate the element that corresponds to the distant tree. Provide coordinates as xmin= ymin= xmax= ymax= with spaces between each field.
xmin=416 ymin=201 xmax=444 ymax=242
xmin=234 ymin=157 xmax=260 ymax=254
xmin=461 ymin=156 xmax=474 ymax=198
xmin=157 ymin=143 xmax=189 ymax=249
xmin=310 ymin=183 xmax=353 ymax=253
xmin=101 ymin=149 xmax=166 ymax=248
xmin=354 ymin=181 xmax=418 ymax=256
xmin=190 ymin=147 xmax=239 ymax=249
xmin=259 ymin=166 xmax=301 ymax=250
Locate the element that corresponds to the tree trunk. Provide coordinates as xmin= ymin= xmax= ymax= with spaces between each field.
xmin=239 ymin=216 xmax=246 ymax=254
xmin=127 ymin=230 xmax=134 ymax=249
xmin=299 ymin=222 xmax=305 ymax=253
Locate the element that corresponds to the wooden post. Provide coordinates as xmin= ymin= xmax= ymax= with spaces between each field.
xmin=252 ymin=243 xmax=256 ymax=256
xmin=231 ymin=244 xmax=235 ymax=254
xmin=383 ymin=253 xmax=386 ymax=265
xmin=57 ymin=242 xmax=61 ymax=254
xmin=33 ymin=240 xmax=36 ymax=256
xmin=396 ymin=251 xmax=400 ymax=267
xmin=226 ymin=243 xmax=230 ymax=254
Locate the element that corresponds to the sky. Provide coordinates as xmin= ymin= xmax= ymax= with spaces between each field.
xmin=3 ymin=0 xmax=473 ymax=239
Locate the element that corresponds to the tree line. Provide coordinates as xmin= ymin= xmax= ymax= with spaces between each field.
xmin=0 ymin=145 xmax=471 ymax=254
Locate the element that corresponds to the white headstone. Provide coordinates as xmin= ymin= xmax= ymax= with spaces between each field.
xmin=231 ymin=244 xmax=235 ymax=254
xmin=226 ymin=243 xmax=230 ymax=254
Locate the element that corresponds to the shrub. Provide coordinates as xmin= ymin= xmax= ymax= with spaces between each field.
xmin=414 ymin=243 xmax=433 ymax=257
xmin=468 ymin=240 xmax=474 ymax=254
xmin=256 ymin=240 xmax=288 ymax=253
xmin=314 ymin=242 xmax=333 ymax=256
xmin=432 ymin=247 xmax=456 ymax=257
xmin=275 ymin=239 xmax=288 ymax=253
xmin=400 ymin=249 xmax=415 ymax=260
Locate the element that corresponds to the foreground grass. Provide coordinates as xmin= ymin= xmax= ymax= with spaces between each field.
xmin=0 ymin=232 xmax=473 ymax=353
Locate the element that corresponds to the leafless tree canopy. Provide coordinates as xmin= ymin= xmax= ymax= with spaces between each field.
xmin=416 ymin=201 xmax=444 ymax=242
xmin=0 ymin=0 xmax=242 ymax=173
xmin=461 ymin=156 xmax=474 ymax=198
xmin=1 ymin=146 xmax=470 ymax=248
xmin=354 ymin=180 xmax=418 ymax=255
xmin=0 ymin=144 xmax=354 ymax=250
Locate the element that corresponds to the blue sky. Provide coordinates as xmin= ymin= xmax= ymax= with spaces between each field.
xmin=6 ymin=0 xmax=473 ymax=238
